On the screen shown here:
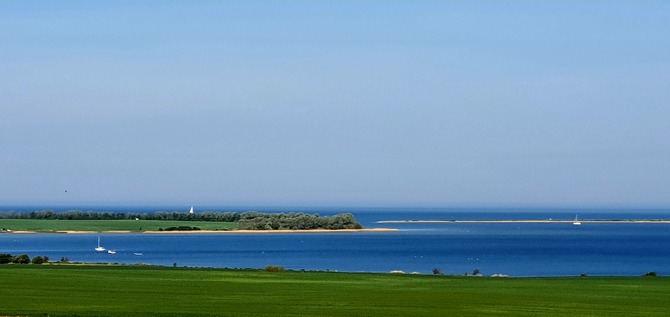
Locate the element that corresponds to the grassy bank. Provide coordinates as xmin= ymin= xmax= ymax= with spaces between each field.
xmin=0 ymin=219 xmax=238 ymax=232
xmin=1 ymin=265 xmax=669 ymax=316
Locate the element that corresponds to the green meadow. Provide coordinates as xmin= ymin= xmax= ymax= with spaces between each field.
xmin=1 ymin=265 xmax=669 ymax=316
xmin=0 ymin=219 xmax=238 ymax=232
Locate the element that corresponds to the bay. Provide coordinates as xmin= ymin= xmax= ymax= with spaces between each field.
xmin=1 ymin=207 xmax=670 ymax=277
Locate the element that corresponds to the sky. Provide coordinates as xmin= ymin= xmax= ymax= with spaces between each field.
xmin=1 ymin=1 xmax=669 ymax=208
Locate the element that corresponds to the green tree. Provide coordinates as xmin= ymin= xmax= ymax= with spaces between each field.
xmin=0 ymin=253 xmax=13 ymax=264
xmin=13 ymin=254 xmax=30 ymax=264
xmin=31 ymin=256 xmax=45 ymax=265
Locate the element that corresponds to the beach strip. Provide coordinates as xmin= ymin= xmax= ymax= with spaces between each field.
xmin=3 ymin=228 xmax=398 ymax=234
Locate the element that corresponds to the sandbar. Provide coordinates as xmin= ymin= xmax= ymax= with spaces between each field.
xmin=3 ymin=228 xmax=397 ymax=234
xmin=143 ymin=228 xmax=398 ymax=234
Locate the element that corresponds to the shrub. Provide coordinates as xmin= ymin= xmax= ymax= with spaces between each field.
xmin=0 ymin=253 xmax=13 ymax=264
xmin=31 ymin=256 xmax=45 ymax=265
xmin=163 ymin=226 xmax=201 ymax=231
xmin=432 ymin=268 xmax=443 ymax=275
xmin=13 ymin=254 xmax=31 ymax=264
xmin=643 ymin=272 xmax=657 ymax=277
xmin=264 ymin=265 xmax=285 ymax=272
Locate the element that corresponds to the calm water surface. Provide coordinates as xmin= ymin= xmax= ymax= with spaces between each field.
xmin=1 ymin=207 xmax=669 ymax=276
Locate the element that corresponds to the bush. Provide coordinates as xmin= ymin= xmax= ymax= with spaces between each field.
xmin=432 ymin=268 xmax=443 ymax=275
xmin=31 ymin=256 xmax=45 ymax=265
xmin=264 ymin=265 xmax=285 ymax=272
xmin=163 ymin=226 xmax=201 ymax=231
xmin=0 ymin=253 xmax=13 ymax=264
xmin=643 ymin=271 xmax=657 ymax=277
xmin=13 ymin=254 xmax=31 ymax=264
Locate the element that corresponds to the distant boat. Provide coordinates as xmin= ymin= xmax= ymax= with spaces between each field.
xmin=134 ymin=252 xmax=143 ymax=256
xmin=573 ymin=215 xmax=582 ymax=226
xmin=95 ymin=237 xmax=106 ymax=252
xmin=189 ymin=206 xmax=194 ymax=214
xmin=107 ymin=250 xmax=116 ymax=254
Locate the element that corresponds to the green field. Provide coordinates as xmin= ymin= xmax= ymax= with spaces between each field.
xmin=1 ymin=265 xmax=669 ymax=316
xmin=0 ymin=219 xmax=238 ymax=232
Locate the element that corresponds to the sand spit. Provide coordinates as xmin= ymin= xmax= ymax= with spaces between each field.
xmin=3 ymin=228 xmax=397 ymax=234
xmin=143 ymin=228 xmax=398 ymax=234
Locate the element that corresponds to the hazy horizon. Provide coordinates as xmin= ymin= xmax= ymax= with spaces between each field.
xmin=2 ymin=1 xmax=669 ymax=208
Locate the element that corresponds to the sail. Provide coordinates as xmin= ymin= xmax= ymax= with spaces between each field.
xmin=95 ymin=237 xmax=106 ymax=252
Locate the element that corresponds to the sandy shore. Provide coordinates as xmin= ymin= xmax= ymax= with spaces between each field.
xmin=3 ymin=228 xmax=397 ymax=234
xmin=377 ymin=220 xmax=670 ymax=224
xmin=142 ymin=228 xmax=398 ymax=234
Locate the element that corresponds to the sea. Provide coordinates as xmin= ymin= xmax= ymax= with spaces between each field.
xmin=1 ymin=206 xmax=670 ymax=277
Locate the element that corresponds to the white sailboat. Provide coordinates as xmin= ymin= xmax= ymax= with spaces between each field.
xmin=573 ymin=215 xmax=582 ymax=226
xmin=95 ymin=236 xmax=106 ymax=252
xmin=189 ymin=206 xmax=194 ymax=214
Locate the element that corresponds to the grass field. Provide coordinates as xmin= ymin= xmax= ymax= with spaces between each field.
xmin=1 ymin=265 xmax=669 ymax=316
xmin=0 ymin=219 xmax=238 ymax=232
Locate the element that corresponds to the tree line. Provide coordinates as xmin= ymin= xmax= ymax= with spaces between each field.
xmin=0 ymin=253 xmax=50 ymax=265
xmin=0 ymin=210 xmax=363 ymax=230
xmin=237 ymin=212 xmax=362 ymax=230
xmin=0 ymin=210 xmax=240 ymax=221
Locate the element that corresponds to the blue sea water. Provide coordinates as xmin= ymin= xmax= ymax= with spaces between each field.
xmin=1 ymin=206 xmax=669 ymax=277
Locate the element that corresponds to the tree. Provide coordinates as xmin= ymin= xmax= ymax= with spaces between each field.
xmin=31 ymin=256 xmax=45 ymax=265
xmin=0 ymin=253 xmax=13 ymax=264
xmin=432 ymin=268 xmax=443 ymax=275
xmin=13 ymin=254 xmax=30 ymax=264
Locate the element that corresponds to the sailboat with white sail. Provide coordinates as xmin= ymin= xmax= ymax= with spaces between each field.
xmin=95 ymin=236 xmax=106 ymax=252
xmin=573 ymin=215 xmax=581 ymax=226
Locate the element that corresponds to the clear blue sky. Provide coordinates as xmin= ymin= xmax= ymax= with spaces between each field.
xmin=1 ymin=1 xmax=669 ymax=207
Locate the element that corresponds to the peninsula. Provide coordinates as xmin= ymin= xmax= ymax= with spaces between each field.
xmin=0 ymin=210 xmax=400 ymax=233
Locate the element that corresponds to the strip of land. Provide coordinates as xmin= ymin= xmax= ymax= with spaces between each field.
xmin=4 ymin=228 xmax=397 ymax=234
xmin=144 ymin=228 xmax=397 ymax=234
xmin=378 ymin=219 xmax=670 ymax=224
xmin=1 ymin=219 xmax=396 ymax=233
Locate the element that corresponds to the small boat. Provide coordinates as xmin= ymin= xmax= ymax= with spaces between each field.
xmin=95 ymin=237 xmax=106 ymax=252
xmin=573 ymin=215 xmax=582 ymax=226
xmin=107 ymin=250 xmax=116 ymax=254
xmin=189 ymin=206 xmax=194 ymax=214
xmin=134 ymin=252 xmax=143 ymax=256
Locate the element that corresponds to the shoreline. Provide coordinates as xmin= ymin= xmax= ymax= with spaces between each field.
xmin=377 ymin=219 xmax=670 ymax=224
xmin=143 ymin=228 xmax=397 ymax=234
xmin=3 ymin=228 xmax=398 ymax=234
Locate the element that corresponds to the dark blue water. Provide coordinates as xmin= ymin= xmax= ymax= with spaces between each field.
xmin=2 ymin=207 xmax=670 ymax=276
